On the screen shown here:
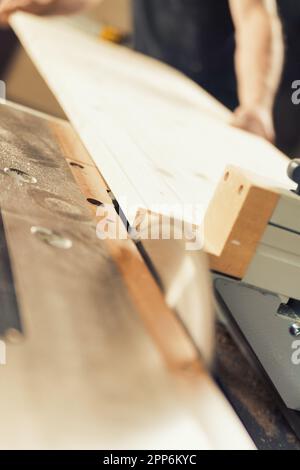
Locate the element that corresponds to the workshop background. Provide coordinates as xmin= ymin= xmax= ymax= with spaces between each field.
xmin=0 ymin=0 xmax=132 ymax=117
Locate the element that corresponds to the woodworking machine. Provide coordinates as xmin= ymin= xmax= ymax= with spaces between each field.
xmin=204 ymin=163 xmax=300 ymax=436
xmin=2 ymin=97 xmax=300 ymax=446
xmin=9 ymin=11 xmax=299 ymax=443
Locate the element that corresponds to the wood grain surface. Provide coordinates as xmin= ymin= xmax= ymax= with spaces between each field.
xmin=205 ymin=166 xmax=280 ymax=278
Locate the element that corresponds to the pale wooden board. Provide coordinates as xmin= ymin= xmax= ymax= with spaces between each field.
xmin=10 ymin=13 xmax=292 ymax=226
xmin=0 ymin=101 xmax=254 ymax=450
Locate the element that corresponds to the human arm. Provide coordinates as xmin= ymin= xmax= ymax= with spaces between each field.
xmin=229 ymin=0 xmax=284 ymax=141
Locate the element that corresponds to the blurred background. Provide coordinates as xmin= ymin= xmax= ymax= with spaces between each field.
xmin=0 ymin=0 xmax=299 ymax=157
xmin=0 ymin=0 xmax=132 ymax=118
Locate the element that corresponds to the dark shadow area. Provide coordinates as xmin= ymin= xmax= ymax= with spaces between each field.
xmin=274 ymin=0 xmax=300 ymax=158
xmin=0 ymin=28 xmax=17 ymax=77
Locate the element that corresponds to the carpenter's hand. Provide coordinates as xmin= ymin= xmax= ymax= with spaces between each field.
xmin=0 ymin=0 xmax=99 ymax=24
xmin=232 ymin=106 xmax=275 ymax=143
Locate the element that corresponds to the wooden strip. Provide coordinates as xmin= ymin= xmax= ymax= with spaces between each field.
xmin=50 ymin=120 xmax=112 ymax=214
xmin=50 ymin=119 xmax=100 ymax=167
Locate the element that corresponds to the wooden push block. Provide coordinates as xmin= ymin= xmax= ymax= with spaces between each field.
xmin=204 ymin=166 xmax=280 ymax=279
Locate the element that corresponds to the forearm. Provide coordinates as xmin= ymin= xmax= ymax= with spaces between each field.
xmin=234 ymin=2 xmax=283 ymax=111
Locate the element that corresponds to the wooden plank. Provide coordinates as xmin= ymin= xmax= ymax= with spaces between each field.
xmin=0 ymin=101 xmax=254 ymax=449
xmin=204 ymin=166 xmax=280 ymax=278
xmin=10 ymin=13 xmax=293 ymax=228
